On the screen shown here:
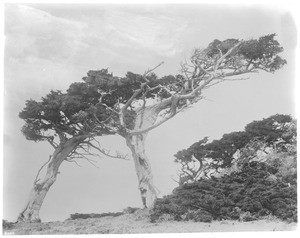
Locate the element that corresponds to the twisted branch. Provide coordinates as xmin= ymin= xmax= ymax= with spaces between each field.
xmin=34 ymin=155 xmax=52 ymax=184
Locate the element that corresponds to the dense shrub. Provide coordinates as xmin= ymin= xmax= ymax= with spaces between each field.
xmin=184 ymin=209 xmax=213 ymax=222
xmin=151 ymin=161 xmax=297 ymax=223
xmin=2 ymin=220 xmax=14 ymax=230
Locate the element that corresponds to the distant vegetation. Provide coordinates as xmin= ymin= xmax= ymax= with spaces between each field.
xmin=69 ymin=212 xmax=124 ymax=220
xmin=68 ymin=207 xmax=140 ymax=220
xmin=151 ymin=114 xmax=297 ymax=223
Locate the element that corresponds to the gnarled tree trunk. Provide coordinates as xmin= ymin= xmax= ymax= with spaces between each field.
xmin=125 ymin=105 xmax=163 ymax=208
xmin=126 ymin=134 xmax=157 ymax=208
xmin=17 ymin=137 xmax=83 ymax=223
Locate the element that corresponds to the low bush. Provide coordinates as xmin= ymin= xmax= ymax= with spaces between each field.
xmin=69 ymin=212 xmax=123 ymax=220
xmin=123 ymin=207 xmax=140 ymax=214
xmin=151 ymin=161 xmax=297 ymax=223
xmin=184 ymin=209 xmax=213 ymax=223
xmin=2 ymin=220 xmax=14 ymax=230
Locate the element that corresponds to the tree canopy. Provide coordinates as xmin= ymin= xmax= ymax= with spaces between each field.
xmin=19 ymin=33 xmax=288 ymax=159
xmin=78 ymin=34 xmax=286 ymax=138
xmin=19 ymin=82 xmax=119 ymax=150
xmin=174 ymin=114 xmax=296 ymax=184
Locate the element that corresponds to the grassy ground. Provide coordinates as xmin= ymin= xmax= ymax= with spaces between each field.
xmin=3 ymin=210 xmax=297 ymax=235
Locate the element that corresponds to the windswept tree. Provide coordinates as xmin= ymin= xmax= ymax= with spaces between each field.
xmin=18 ymin=83 xmax=125 ymax=223
xmin=174 ymin=114 xmax=296 ymax=184
xmin=81 ymin=34 xmax=286 ymax=208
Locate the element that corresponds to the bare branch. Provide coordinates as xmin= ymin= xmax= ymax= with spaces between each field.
xmin=34 ymin=155 xmax=52 ymax=184
xmin=78 ymin=154 xmax=99 ymax=168
xmin=203 ymin=76 xmax=249 ymax=89
xmin=181 ymin=62 xmax=191 ymax=80
xmin=69 ymin=145 xmax=102 ymax=160
xmin=65 ymin=158 xmax=82 ymax=167
xmin=123 ymin=89 xmax=142 ymax=111
xmin=120 ymin=62 xmax=165 ymax=130
xmin=222 ymin=69 xmax=258 ymax=77
xmin=124 ymin=62 xmax=165 ymax=108
xmin=214 ymin=41 xmax=243 ymax=71
xmin=84 ymin=140 xmax=129 ymax=160
xmin=46 ymin=137 xmax=57 ymax=149
xmin=143 ymin=61 xmax=164 ymax=80
xmin=130 ymin=95 xmax=181 ymax=135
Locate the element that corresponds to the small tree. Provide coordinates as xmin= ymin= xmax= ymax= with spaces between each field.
xmin=18 ymin=83 xmax=124 ymax=222
xmin=174 ymin=114 xmax=296 ymax=183
xmin=82 ymin=34 xmax=286 ymax=207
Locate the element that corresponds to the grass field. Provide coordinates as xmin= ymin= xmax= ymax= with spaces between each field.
xmin=3 ymin=210 xmax=297 ymax=235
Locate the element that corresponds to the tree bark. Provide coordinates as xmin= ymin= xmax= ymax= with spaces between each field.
xmin=125 ymin=105 xmax=162 ymax=208
xmin=126 ymin=134 xmax=157 ymax=208
xmin=17 ymin=137 xmax=83 ymax=223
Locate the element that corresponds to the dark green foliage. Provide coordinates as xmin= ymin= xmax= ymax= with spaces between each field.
xmin=205 ymin=34 xmax=286 ymax=73
xmin=2 ymin=220 xmax=14 ymax=230
xmin=123 ymin=109 xmax=137 ymax=130
xmin=83 ymin=70 xmax=186 ymax=107
xmin=19 ymin=83 xmax=116 ymax=143
xmin=122 ymin=207 xmax=140 ymax=214
xmin=174 ymin=114 xmax=295 ymax=182
xmin=168 ymin=115 xmax=297 ymax=223
xmin=69 ymin=212 xmax=124 ymax=220
xmin=151 ymin=160 xmax=297 ymax=223
xmin=69 ymin=207 xmax=140 ymax=220
xmin=83 ymin=69 xmax=144 ymax=105
xmin=184 ymin=209 xmax=213 ymax=223
xmin=245 ymin=114 xmax=295 ymax=145
xmin=206 ymin=39 xmax=239 ymax=57
xmin=65 ymin=83 xmax=101 ymax=116
xmin=240 ymin=34 xmax=287 ymax=71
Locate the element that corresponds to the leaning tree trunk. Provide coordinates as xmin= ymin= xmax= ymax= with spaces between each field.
xmin=126 ymin=134 xmax=157 ymax=208
xmin=125 ymin=105 xmax=163 ymax=208
xmin=17 ymin=137 xmax=83 ymax=223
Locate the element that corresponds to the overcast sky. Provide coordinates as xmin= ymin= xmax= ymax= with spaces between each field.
xmin=3 ymin=4 xmax=297 ymax=222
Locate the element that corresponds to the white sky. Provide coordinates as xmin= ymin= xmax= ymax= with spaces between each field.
xmin=2 ymin=3 xmax=297 ymax=222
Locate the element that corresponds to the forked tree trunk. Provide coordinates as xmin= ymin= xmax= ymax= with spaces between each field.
xmin=17 ymin=137 xmax=83 ymax=223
